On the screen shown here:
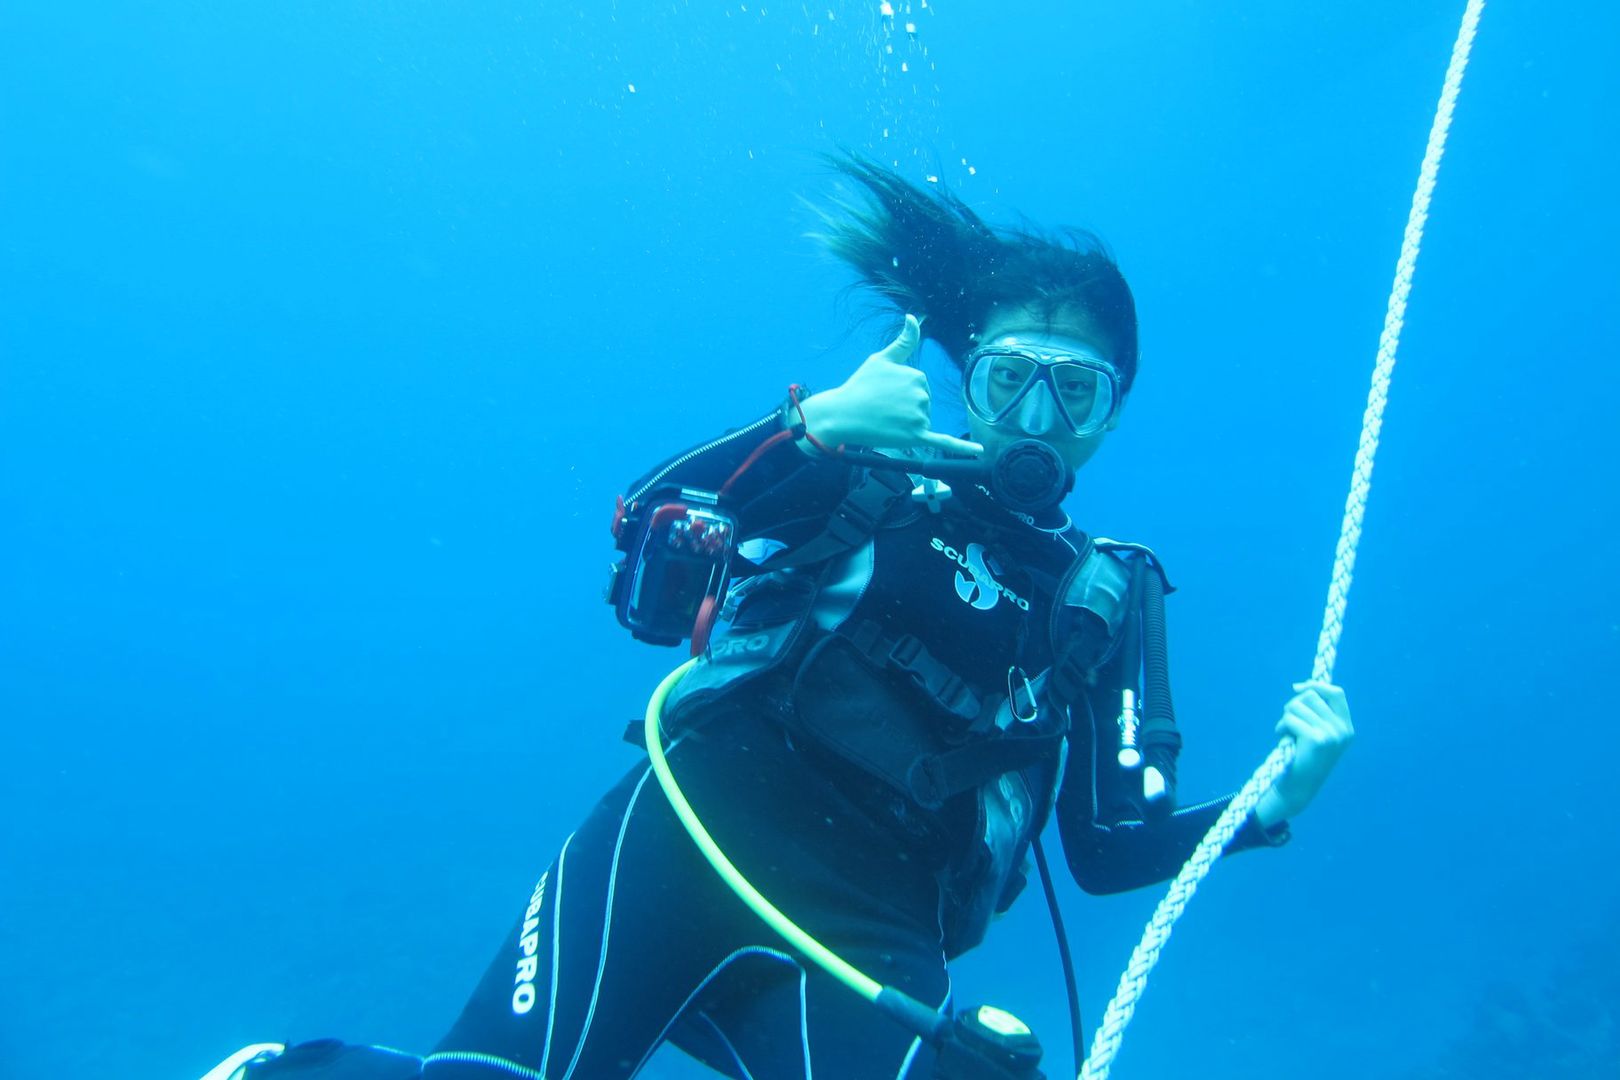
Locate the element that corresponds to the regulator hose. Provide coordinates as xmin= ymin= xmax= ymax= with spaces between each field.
xmin=1137 ymin=562 xmax=1182 ymax=817
xmin=834 ymin=441 xmax=1073 ymax=515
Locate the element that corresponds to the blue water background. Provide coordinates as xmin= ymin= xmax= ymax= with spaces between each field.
xmin=3 ymin=2 xmax=1617 ymax=1078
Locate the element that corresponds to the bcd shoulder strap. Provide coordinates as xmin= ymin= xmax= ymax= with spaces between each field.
xmin=1045 ymin=541 xmax=1173 ymax=712
xmin=1046 ymin=544 xmax=1128 ymax=709
xmin=752 ymin=465 xmax=915 ymax=573
xmin=1046 ymin=541 xmax=1184 ymax=815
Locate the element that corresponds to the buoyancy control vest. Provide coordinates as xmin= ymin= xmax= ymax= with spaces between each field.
xmin=649 ymin=465 xmax=1161 ymax=954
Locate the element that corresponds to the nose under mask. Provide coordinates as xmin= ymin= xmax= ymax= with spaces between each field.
xmin=1015 ymin=384 xmax=1058 ymax=436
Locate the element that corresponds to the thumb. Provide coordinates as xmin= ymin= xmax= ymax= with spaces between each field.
xmin=873 ymin=313 xmax=923 ymax=366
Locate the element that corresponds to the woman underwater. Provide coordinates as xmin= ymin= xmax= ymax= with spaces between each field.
xmin=225 ymin=158 xmax=1353 ymax=1080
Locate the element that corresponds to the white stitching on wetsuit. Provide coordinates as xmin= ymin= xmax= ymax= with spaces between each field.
xmin=561 ymin=766 xmax=657 ymax=1080
xmin=1087 ymin=692 xmax=1101 ymax=823
xmin=694 ymin=1010 xmax=759 ymax=1080
xmin=537 ymin=832 xmax=573 ymax=1080
xmin=625 ymin=946 xmax=802 ymax=1079
xmin=796 ymin=960 xmax=812 ymax=1080
xmin=893 ymin=973 xmax=952 ymax=1080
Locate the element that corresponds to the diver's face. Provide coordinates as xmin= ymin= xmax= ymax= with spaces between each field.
xmin=964 ymin=309 xmax=1125 ymax=473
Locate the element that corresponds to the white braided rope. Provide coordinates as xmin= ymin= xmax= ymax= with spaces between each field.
xmin=1077 ymin=3 xmax=1486 ymax=1077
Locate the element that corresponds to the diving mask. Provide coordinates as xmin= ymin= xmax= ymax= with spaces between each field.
xmin=964 ymin=340 xmax=1121 ymax=439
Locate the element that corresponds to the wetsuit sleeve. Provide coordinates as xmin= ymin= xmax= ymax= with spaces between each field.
xmin=619 ymin=404 xmax=855 ymax=540
xmin=1054 ymin=686 xmax=1290 ymax=896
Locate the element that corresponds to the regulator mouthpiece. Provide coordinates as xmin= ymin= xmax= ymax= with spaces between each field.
xmin=990 ymin=439 xmax=1073 ymax=514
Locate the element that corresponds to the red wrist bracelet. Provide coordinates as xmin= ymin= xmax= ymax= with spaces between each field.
xmin=788 ymin=383 xmax=842 ymax=456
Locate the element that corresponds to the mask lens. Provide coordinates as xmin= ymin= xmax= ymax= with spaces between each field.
xmin=968 ymin=347 xmax=1119 ymax=437
xmin=982 ymin=354 xmax=1037 ymax=412
xmin=1050 ymin=362 xmax=1115 ymax=436
xmin=1054 ymin=366 xmax=1099 ymax=414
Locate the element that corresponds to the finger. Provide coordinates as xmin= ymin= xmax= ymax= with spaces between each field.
xmin=918 ymin=430 xmax=985 ymax=456
xmin=1275 ymin=711 xmax=1321 ymax=744
xmin=1286 ymin=697 xmax=1330 ymax=727
xmin=1289 ymin=683 xmax=1341 ymax=718
xmin=1313 ymin=706 xmax=1354 ymax=742
xmin=1281 ymin=701 xmax=1329 ymax=741
xmin=1282 ymin=700 xmax=1349 ymax=749
xmin=1293 ymin=680 xmax=1348 ymax=710
xmin=1302 ymin=702 xmax=1354 ymax=744
xmin=874 ymin=313 xmax=924 ymax=366
xmin=1274 ymin=713 xmax=1305 ymax=741
xmin=1295 ymin=688 xmax=1333 ymax=724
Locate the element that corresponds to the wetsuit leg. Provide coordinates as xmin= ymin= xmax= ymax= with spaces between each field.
xmin=242 ymin=759 xmax=723 ymax=1080
xmin=249 ymin=717 xmax=954 ymax=1080
xmin=429 ymin=718 xmax=955 ymax=1079
xmin=427 ymin=755 xmax=754 ymax=1078
xmin=669 ymin=933 xmax=950 ymax=1080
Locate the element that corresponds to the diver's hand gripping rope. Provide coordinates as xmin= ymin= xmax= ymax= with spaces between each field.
xmin=1077 ymin=3 xmax=1486 ymax=1077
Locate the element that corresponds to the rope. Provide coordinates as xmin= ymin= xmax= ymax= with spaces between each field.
xmin=1077 ymin=3 xmax=1486 ymax=1076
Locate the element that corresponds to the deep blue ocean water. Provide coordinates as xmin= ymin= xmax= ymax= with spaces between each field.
xmin=3 ymin=3 xmax=1617 ymax=1078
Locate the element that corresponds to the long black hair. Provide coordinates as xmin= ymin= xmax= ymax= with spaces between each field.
xmin=813 ymin=155 xmax=1140 ymax=394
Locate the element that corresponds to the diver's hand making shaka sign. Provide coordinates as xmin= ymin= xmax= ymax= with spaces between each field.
xmin=797 ymin=314 xmax=984 ymax=456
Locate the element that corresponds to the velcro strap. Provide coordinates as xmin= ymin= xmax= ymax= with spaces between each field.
xmin=824 ymin=491 xmax=884 ymax=545
xmin=845 ymin=621 xmax=980 ymax=726
xmin=1047 ymin=608 xmax=1111 ymax=708
xmin=905 ymin=732 xmax=1066 ymax=808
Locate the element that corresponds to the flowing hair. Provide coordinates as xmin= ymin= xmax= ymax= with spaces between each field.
xmin=811 ymin=155 xmax=1139 ymax=393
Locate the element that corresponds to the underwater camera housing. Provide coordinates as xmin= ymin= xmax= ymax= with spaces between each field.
xmin=606 ymin=485 xmax=737 ymax=650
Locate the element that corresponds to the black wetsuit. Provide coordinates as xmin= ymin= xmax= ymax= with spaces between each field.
xmin=246 ymin=407 xmax=1287 ymax=1080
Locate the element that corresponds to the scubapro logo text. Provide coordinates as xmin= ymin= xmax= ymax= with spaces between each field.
xmin=930 ymin=538 xmax=1029 ymax=611
xmin=512 ymin=872 xmax=547 ymax=1015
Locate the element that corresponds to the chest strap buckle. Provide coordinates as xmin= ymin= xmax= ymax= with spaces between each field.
xmin=845 ymin=621 xmax=982 ymax=728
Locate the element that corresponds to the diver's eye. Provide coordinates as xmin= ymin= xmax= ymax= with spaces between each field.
xmin=1058 ymin=378 xmax=1096 ymax=402
xmin=986 ymin=355 xmax=1036 ymax=387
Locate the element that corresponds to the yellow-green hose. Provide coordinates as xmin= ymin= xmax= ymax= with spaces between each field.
xmin=642 ymin=660 xmax=884 ymax=1002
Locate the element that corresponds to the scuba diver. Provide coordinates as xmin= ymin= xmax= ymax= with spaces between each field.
xmin=212 ymin=158 xmax=1353 ymax=1080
